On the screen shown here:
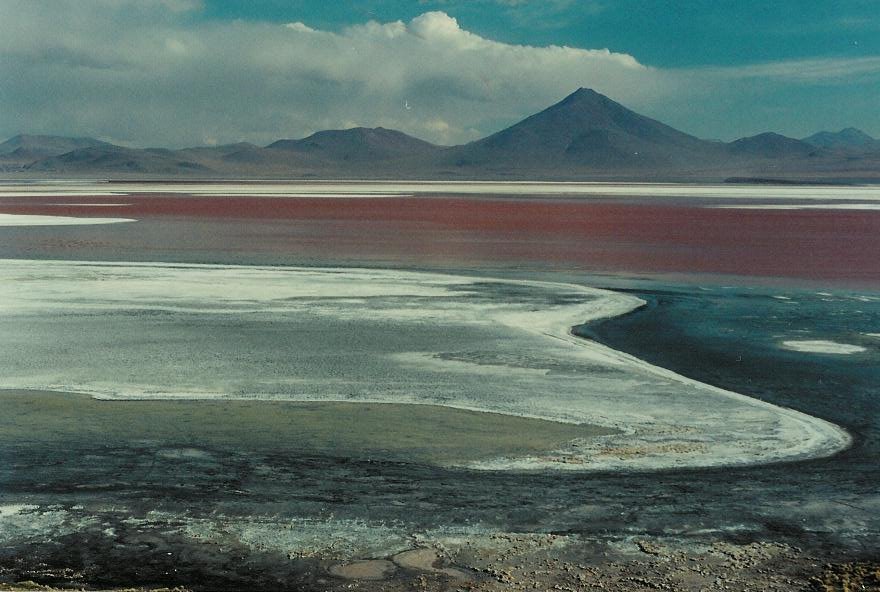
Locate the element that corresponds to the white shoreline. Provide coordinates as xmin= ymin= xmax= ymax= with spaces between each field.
xmin=0 ymin=259 xmax=852 ymax=471
xmin=479 ymin=296 xmax=852 ymax=470
xmin=0 ymin=213 xmax=135 ymax=226
xmin=710 ymin=203 xmax=880 ymax=210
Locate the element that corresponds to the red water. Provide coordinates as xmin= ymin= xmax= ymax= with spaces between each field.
xmin=1 ymin=194 xmax=878 ymax=286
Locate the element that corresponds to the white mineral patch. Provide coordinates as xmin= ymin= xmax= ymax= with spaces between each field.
xmin=201 ymin=193 xmax=413 ymax=198
xmin=710 ymin=203 xmax=880 ymax=210
xmin=0 ymin=192 xmax=123 ymax=197
xmin=781 ymin=340 xmax=867 ymax=354
xmin=183 ymin=516 xmax=412 ymax=560
xmin=0 ymin=213 xmax=135 ymax=226
xmin=0 ymin=259 xmax=851 ymax=471
xmin=45 ymin=203 xmax=132 ymax=207
xmin=0 ymin=504 xmax=38 ymax=518
xmin=0 ymin=505 xmax=87 ymax=542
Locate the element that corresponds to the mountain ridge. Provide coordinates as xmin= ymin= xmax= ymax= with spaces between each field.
xmin=4 ymin=89 xmax=879 ymax=181
xmin=0 ymin=134 xmax=113 ymax=164
xmin=803 ymin=128 xmax=879 ymax=153
xmin=267 ymin=127 xmax=441 ymax=162
xmin=728 ymin=132 xmax=820 ymax=159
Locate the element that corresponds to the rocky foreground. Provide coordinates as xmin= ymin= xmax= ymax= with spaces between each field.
xmin=2 ymin=534 xmax=878 ymax=592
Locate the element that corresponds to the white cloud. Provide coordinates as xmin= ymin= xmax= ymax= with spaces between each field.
xmin=0 ymin=2 xmax=661 ymax=146
xmin=285 ymin=22 xmax=316 ymax=34
xmin=158 ymin=0 xmax=203 ymax=12
xmin=0 ymin=2 xmax=877 ymax=146
xmin=699 ymin=56 xmax=880 ymax=82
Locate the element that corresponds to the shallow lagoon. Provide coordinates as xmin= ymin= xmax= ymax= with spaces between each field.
xmin=0 ymin=260 xmax=846 ymax=471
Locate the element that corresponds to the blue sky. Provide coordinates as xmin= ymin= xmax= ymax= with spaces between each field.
xmin=200 ymin=0 xmax=880 ymax=67
xmin=1 ymin=0 xmax=878 ymax=147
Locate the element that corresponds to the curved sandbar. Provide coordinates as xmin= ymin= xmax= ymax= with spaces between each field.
xmin=0 ymin=259 xmax=851 ymax=471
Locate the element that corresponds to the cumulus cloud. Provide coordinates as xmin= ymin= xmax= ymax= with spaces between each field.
xmin=0 ymin=1 xmax=877 ymax=146
xmin=0 ymin=2 xmax=661 ymax=146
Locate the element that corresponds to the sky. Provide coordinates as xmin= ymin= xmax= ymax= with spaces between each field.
xmin=1 ymin=0 xmax=879 ymax=147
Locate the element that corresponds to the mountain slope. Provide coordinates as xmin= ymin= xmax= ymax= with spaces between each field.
xmin=267 ymin=127 xmax=441 ymax=162
xmin=803 ymin=128 xmax=879 ymax=152
xmin=26 ymin=145 xmax=210 ymax=174
xmin=727 ymin=132 xmax=819 ymax=159
xmin=0 ymin=134 xmax=112 ymax=165
xmin=447 ymin=88 xmax=722 ymax=171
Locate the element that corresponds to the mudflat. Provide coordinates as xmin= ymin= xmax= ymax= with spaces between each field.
xmin=0 ymin=390 xmax=616 ymax=466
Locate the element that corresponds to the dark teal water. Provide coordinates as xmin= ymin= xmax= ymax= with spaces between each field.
xmin=580 ymin=284 xmax=880 ymax=458
xmin=578 ymin=283 xmax=880 ymax=549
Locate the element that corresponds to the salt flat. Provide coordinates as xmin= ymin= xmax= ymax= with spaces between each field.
xmin=0 ymin=258 xmax=850 ymax=471
xmin=3 ymin=180 xmax=880 ymax=201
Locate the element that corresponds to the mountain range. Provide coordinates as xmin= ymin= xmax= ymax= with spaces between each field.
xmin=2 ymin=88 xmax=878 ymax=182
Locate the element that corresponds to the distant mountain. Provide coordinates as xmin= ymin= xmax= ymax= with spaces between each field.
xmin=0 ymin=134 xmax=112 ymax=163
xmin=177 ymin=142 xmax=261 ymax=158
xmin=803 ymin=128 xmax=879 ymax=152
xmin=176 ymin=143 xmax=275 ymax=165
xmin=27 ymin=145 xmax=209 ymax=174
xmin=4 ymin=89 xmax=879 ymax=181
xmin=268 ymin=127 xmax=441 ymax=162
xmin=727 ymin=132 xmax=819 ymax=159
xmin=447 ymin=88 xmax=720 ymax=172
